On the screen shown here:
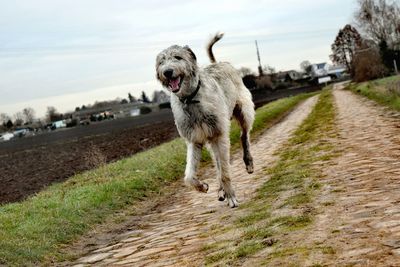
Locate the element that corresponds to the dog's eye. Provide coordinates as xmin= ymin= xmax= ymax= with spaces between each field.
xmin=174 ymin=56 xmax=183 ymax=60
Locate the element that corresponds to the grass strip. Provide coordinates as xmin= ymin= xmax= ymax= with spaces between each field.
xmin=346 ymin=75 xmax=400 ymax=111
xmin=204 ymin=88 xmax=338 ymax=266
xmin=0 ymin=92 xmax=316 ymax=266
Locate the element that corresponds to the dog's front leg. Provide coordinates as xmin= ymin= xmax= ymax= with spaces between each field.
xmin=184 ymin=142 xmax=209 ymax=193
xmin=210 ymin=136 xmax=239 ymax=208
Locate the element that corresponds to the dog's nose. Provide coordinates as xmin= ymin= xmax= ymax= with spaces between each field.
xmin=163 ymin=69 xmax=174 ymax=79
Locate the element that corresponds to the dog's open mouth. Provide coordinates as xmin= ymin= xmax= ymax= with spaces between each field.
xmin=168 ymin=76 xmax=182 ymax=93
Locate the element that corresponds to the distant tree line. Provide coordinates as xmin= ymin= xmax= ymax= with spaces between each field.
xmin=0 ymin=107 xmax=37 ymax=131
xmin=1 ymin=89 xmax=172 ymax=132
xmin=74 ymin=90 xmax=168 ymax=113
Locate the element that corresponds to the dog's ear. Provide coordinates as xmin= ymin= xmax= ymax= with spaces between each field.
xmin=184 ymin=46 xmax=197 ymax=61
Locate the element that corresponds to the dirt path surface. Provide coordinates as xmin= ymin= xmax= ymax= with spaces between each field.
xmin=72 ymin=96 xmax=319 ymax=266
xmin=307 ymin=86 xmax=400 ymax=266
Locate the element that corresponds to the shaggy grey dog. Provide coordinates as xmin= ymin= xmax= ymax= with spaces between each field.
xmin=155 ymin=33 xmax=255 ymax=208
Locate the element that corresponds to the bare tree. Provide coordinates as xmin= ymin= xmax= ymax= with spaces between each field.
xmin=331 ymin=24 xmax=362 ymax=72
xmin=238 ymin=67 xmax=254 ymax=77
xmin=140 ymin=91 xmax=151 ymax=103
xmin=263 ymin=65 xmax=276 ymax=74
xmin=300 ymin=60 xmax=312 ymax=73
xmin=355 ymin=0 xmax=400 ymax=49
xmin=46 ymin=106 xmax=62 ymax=122
xmin=128 ymin=93 xmax=137 ymax=103
xmin=14 ymin=112 xmax=24 ymax=126
xmin=22 ymin=107 xmax=35 ymax=124
xmin=0 ymin=113 xmax=10 ymax=124
xmin=352 ymin=44 xmax=387 ymax=82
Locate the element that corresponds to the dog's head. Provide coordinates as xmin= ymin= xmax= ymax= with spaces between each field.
xmin=156 ymin=45 xmax=198 ymax=97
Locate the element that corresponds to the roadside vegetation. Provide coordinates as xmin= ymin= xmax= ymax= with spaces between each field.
xmin=0 ymin=92 xmax=316 ymax=266
xmin=331 ymin=0 xmax=399 ymax=83
xmin=203 ymin=88 xmax=339 ymax=266
xmin=346 ymin=75 xmax=400 ymax=111
xmin=230 ymin=92 xmax=316 ymax=148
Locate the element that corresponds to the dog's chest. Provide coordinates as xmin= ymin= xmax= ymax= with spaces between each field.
xmin=173 ymin=105 xmax=220 ymax=142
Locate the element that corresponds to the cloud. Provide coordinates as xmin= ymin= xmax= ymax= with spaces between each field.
xmin=0 ymin=80 xmax=161 ymax=118
xmin=0 ymin=0 xmax=356 ymax=116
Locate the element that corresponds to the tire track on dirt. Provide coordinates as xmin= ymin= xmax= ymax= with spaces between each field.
xmin=72 ymin=96 xmax=319 ymax=266
xmin=315 ymin=86 xmax=400 ymax=266
xmin=272 ymin=84 xmax=400 ymax=267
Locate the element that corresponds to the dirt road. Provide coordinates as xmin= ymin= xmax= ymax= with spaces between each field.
xmin=245 ymin=84 xmax=400 ymax=267
xmin=72 ymin=84 xmax=400 ymax=266
xmin=303 ymin=86 xmax=400 ymax=266
xmin=72 ymin=96 xmax=319 ymax=266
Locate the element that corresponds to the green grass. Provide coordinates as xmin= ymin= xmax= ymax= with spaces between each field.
xmin=203 ymin=88 xmax=338 ymax=266
xmin=230 ymin=93 xmax=317 ymax=148
xmin=0 ymin=140 xmax=187 ymax=265
xmin=347 ymin=75 xmax=400 ymax=111
xmin=0 ymin=93 xmax=315 ymax=266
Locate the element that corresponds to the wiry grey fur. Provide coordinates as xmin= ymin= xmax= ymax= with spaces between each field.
xmin=155 ymin=33 xmax=255 ymax=208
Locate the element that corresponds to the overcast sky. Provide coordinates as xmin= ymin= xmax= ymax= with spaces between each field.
xmin=0 ymin=0 xmax=356 ymax=118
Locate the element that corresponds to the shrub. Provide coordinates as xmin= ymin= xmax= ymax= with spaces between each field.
xmin=352 ymin=47 xmax=387 ymax=82
xmin=242 ymin=74 xmax=257 ymax=89
xmin=242 ymin=75 xmax=273 ymax=91
xmin=256 ymin=75 xmax=273 ymax=90
xmin=140 ymin=106 xmax=152 ymax=115
xmin=66 ymin=119 xmax=78 ymax=128
xmin=387 ymin=80 xmax=400 ymax=96
xmin=159 ymin=102 xmax=171 ymax=109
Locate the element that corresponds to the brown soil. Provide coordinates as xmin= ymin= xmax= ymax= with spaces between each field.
xmin=0 ymin=110 xmax=178 ymax=204
xmin=0 ymin=87 xmax=320 ymax=205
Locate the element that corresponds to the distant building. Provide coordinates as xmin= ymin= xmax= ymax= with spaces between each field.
xmin=310 ymin=63 xmax=346 ymax=79
xmin=327 ymin=64 xmax=347 ymax=79
xmin=277 ymin=70 xmax=307 ymax=83
xmin=73 ymin=102 xmax=143 ymax=120
xmin=129 ymin=108 xmax=140 ymax=117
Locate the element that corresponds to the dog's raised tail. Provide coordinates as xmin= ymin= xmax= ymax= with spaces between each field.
xmin=207 ymin=32 xmax=224 ymax=63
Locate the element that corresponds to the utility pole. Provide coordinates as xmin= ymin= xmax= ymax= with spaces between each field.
xmin=255 ymin=40 xmax=263 ymax=76
xmin=394 ymin=59 xmax=398 ymax=75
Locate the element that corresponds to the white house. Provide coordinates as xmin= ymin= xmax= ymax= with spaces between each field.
xmin=310 ymin=63 xmax=347 ymax=80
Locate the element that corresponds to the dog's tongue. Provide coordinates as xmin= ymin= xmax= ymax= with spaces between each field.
xmin=169 ymin=77 xmax=181 ymax=91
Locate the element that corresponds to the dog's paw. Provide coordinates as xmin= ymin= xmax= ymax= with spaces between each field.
xmin=246 ymin=163 xmax=254 ymax=174
xmin=218 ymin=189 xmax=226 ymax=201
xmin=195 ymin=182 xmax=209 ymax=193
xmin=246 ymin=160 xmax=254 ymax=174
xmin=227 ymin=195 xmax=239 ymax=208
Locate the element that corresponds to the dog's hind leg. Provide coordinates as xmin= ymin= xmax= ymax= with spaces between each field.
xmin=233 ymin=100 xmax=255 ymax=174
xmin=210 ymin=135 xmax=238 ymax=208
xmin=184 ymin=142 xmax=209 ymax=193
